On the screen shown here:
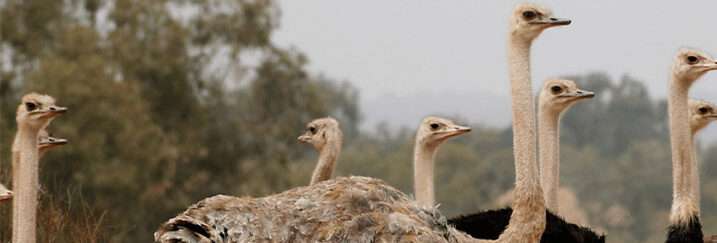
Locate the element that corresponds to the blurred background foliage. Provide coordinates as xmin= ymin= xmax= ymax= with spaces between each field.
xmin=0 ymin=0 xmax=716 ymax=242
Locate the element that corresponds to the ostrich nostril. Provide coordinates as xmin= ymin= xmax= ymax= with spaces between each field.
xmin=49 ymin=107 xmax=56 ymax=111
xmin=550 ymin=18 xmax=558 ymax=21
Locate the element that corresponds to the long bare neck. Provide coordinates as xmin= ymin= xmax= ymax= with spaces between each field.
xmin=497 ymin=37 xmax=545 ymax=243
xmin=309 ymin=138 xmax=341 ymax=185
xmin=691 ymin=135 xmax=701 ymax=214
xmin=539 ymin=106 xmax=561 ymax=213
xmin=668 ymin=76 xmax=697 ymax=224
xmin=414 ymin=143 xmax=438 ymax=207
xmin=12 ymin=125 xmax=41 ymax=243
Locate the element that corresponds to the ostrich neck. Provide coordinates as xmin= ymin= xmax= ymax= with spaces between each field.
xmin=309 ymin=139 xmax=341 ymax=185
xmin=414 ymin=143 xmax=438 ymax=207
xmin=690 ymin=135 xmax=700 ymax=214
xmin=539 ymin=107 xmax=561 ymax=213
xmin=12 ymin=125 xmax=40 ymax=243
xmin=668 ymin=76 xmax=697 ymax=224
xmin=691 ymin=121 xmax=710 ymax=213
xmin=497 ymin=37 xmax=545 ymax=242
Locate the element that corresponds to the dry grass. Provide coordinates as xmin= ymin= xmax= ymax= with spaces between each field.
xmin=0 ymin=192 xmax=108 ymax=243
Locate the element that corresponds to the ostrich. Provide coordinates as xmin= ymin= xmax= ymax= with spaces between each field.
xmin=449 ymin=86 xmax=605 ymax=242
xmin=665 ymin=49 xmax=717 ymax=243
xmin=489 ymin=5 xmax=568 ymax=240
xmin=11 ymin=93 xmax=66 ymax=243
xmin=449 ymin=4 xmax=603 ymax=243
xmin=538 ymin=79 xmax=594 ymax=213
xmin=298 ymin=117 xmax=343 ymax=185
xmin=688 ymin=99 xmax=717 ymax=212
xmin=413 ymin=116 xmax=471 ymax=207
xmin=0 ymin=129 xmax=67 ymax=203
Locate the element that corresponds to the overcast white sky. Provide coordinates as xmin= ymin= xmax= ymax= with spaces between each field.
xmin=272 ymin=1 xmax=717 ymax=138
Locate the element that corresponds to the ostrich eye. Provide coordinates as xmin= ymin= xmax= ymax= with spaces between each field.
xmin=698 ymin=107 xmax=710 ymax=115
xmin=430 ymin=123 xmax=440 ymax=130
xmin=686 ymin=56 xmax=699 ymax=65
xmin=25 ymin=102 xmax=37 ymax=111
xmin=522 ymin=11 xmax=537 ymax=20
xmin=308 ymin=126 xmax=317 ymax=134
xmin=550 ymin=86 xmax=563 ymax=94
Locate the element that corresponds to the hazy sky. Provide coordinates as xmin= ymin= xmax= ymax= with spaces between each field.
xmin=273 ymin=1 xmax=717 ymax=137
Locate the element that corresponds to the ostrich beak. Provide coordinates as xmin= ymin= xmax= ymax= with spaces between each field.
xmin=453 ymin=125 xmax=472 ymax=133
xmin=297 ymin=134 xmax=312 ymax=143
xmin=704 ymin=61 xmax=717 ymax=71
xmin=560 ymin=89 xmax=595 ymax=100
xmin=38 ymin=105 xmax=68 ymax=118
xmin=437 ymin=125 xmax=472 ymax=139
xmin=39 ymin=137 xmax=69 ymax=147
xmin=575 ymin=89 xmax=595 ymax=99
xmin=537 ymin=17 xmax=571 ymax=26
xmin=0 ymin=191 xmax=12 ymax=201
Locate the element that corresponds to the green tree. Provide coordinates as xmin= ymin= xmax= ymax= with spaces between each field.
xmin=0 ymin=0 xmax=360 ymax=241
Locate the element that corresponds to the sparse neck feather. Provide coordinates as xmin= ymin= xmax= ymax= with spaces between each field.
xmin=414 ymin=142 xmax=439 ymax=207
xmin=539 ymin=105 xmax=561 ymax=213
xmin=497 ymin=34 xmax=545 ymax=242
xmin=309 ymin=136 xmax=342 ymax=185
xmin=12 ymin=124 xmax=41 ymax=243
xmin=668 ymin=75 xmax=698 ymax=224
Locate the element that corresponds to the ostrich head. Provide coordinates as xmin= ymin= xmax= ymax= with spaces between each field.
xmin=689 ymin=99 xmax=717 ymax=134
xmin=539 ymin=79 xmax=595 ymax=114
xmin=0 ymin=184 xmax=11 ymax=202
xmin=298 ymin=117 xmax=343 ymax=151
xmin=672 ymin=49 xmax=717 ymax=83
xmin=510 ymin=3 xmax=571 ymax=41
xmin=38 ymin=129 xmax=68 ymax=154
xmin=415 ymin=116 xmax=471 ymax=148
xmin=16 ymin=93 xmax=67 ymax=130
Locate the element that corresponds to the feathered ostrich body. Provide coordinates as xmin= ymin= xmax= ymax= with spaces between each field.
xmin=155 ymin=176 xmax=476 ymax=243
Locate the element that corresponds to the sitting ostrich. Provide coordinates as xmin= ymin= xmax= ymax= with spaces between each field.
xmin=11 ymin=93 xmax=66 ymax=243
xmin=156 ymin=118 xmax=475 ymax=242
xmin=297 ymin=117 xmax=343 ymax=185
xmin=413 ymin=116 xmax=471 ymax=207
xmin=154 ymin=176 xmax=478 ymax=243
